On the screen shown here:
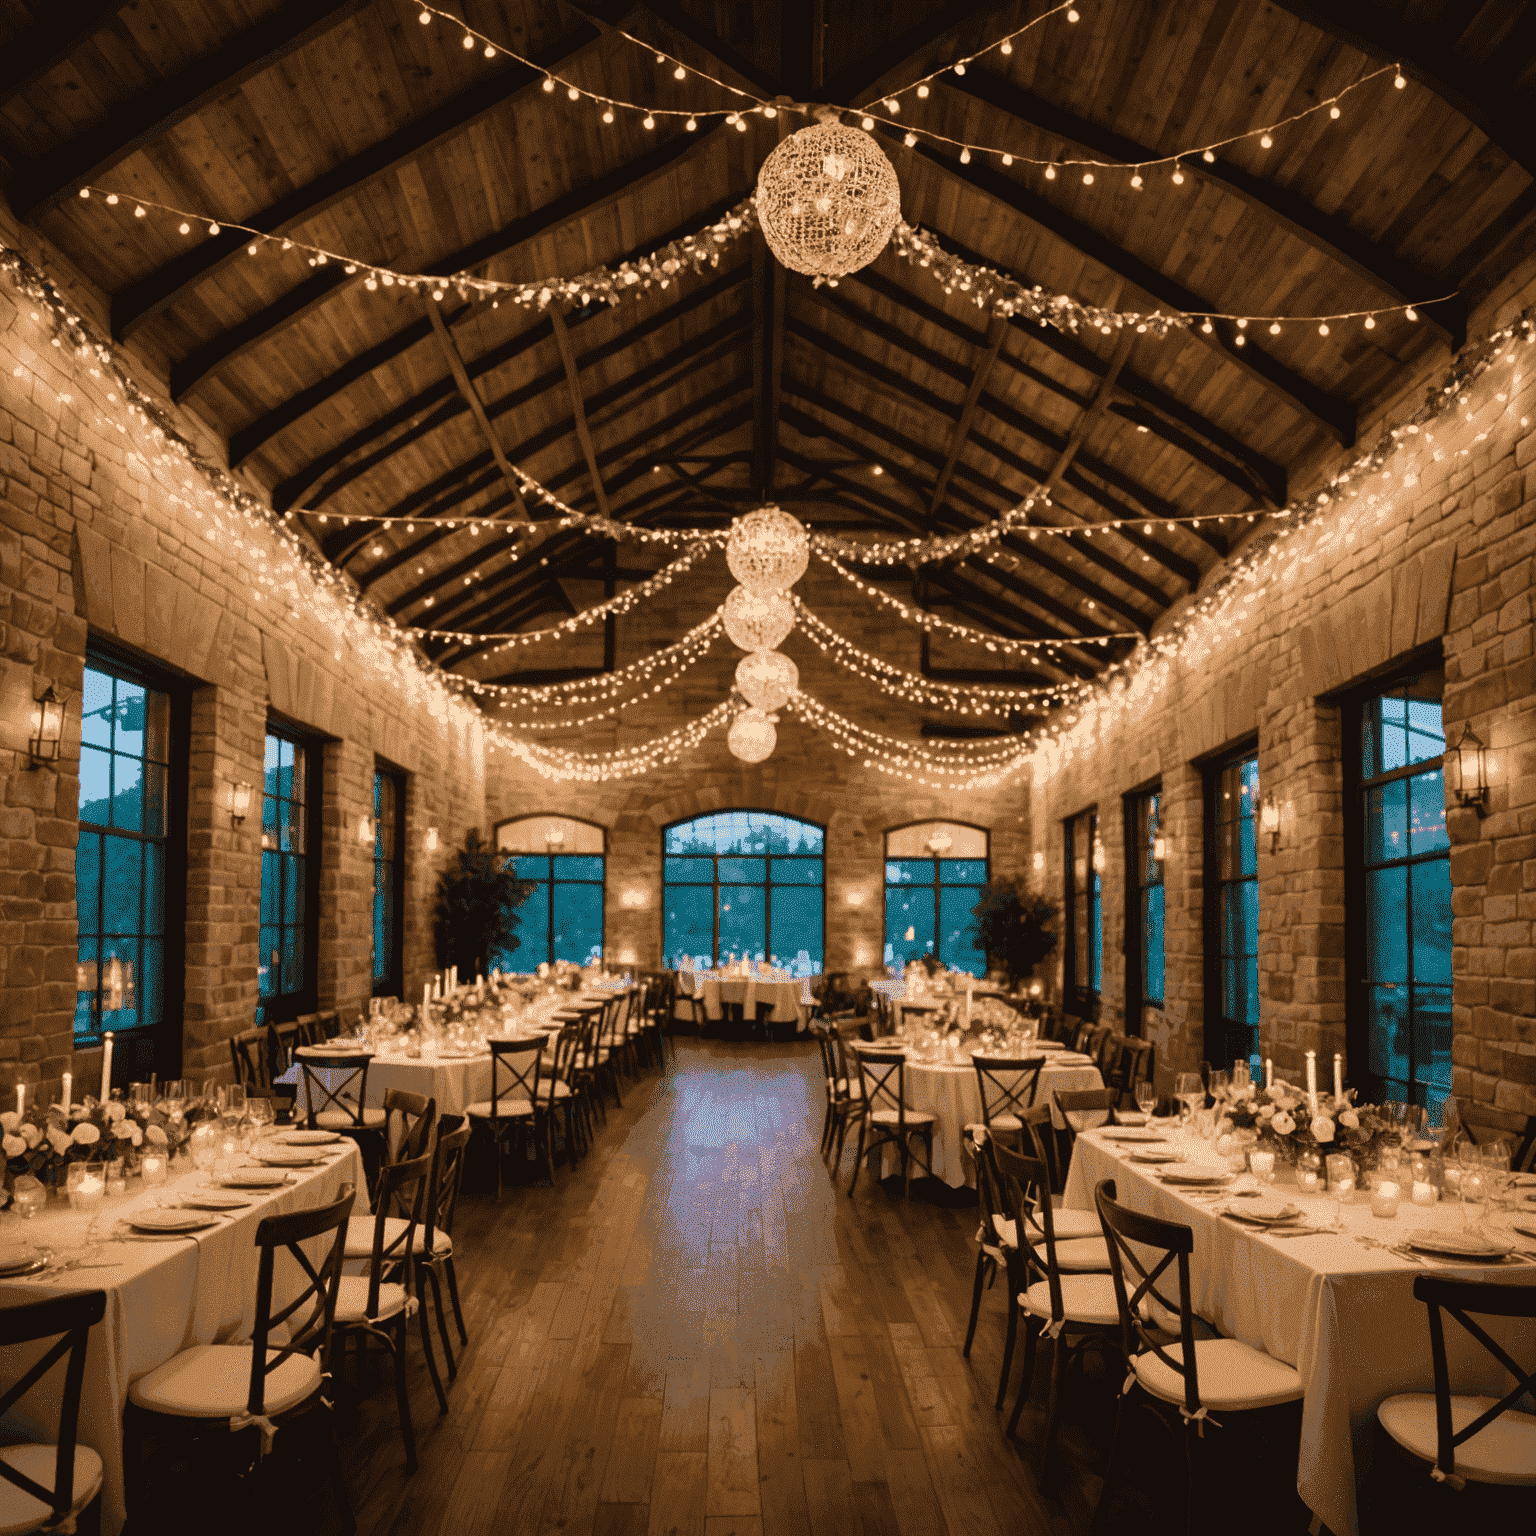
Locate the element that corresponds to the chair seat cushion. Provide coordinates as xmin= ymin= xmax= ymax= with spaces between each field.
xmin=333 ymin=1276 xmax=410 ymax=1324
xmin=1377 ymin=1393 xmax=1536 ymax=1487
xmin=1050 ymin=1236 xmax=1115 ymax=1272
xmin=314 ymin=1107 xmax=387 ymax=1130
xmin=986 ymin=1112 xmax=1024 ymax=1131
xmin=870 ymin=1108 xmax=937 ymax=1126
xmin=1021 ymin=1274 xmax=1121 ymax=1328
xmin=342 ymin=1215 xmax=452 ymax=1261
xmin=1029 ymin=1206 xmax=1103 ymax=1241
xmin=0 ymin=1443 xmax=104 ymax=1536
xmin=835 ymin=1078 xmax=864 ymax=1098
xmin=129 ymin=1343 xmax=321 ymax=1418
xmin=466 ymin=1097 xmax=536 ymax=1120
xmin=1133 ymin=1338 xmax=1304 ymax=1412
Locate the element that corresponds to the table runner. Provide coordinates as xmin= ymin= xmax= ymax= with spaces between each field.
xmin=1062 ymin=1127 xmax=1536 ymax=1536
xmin=0 ymin=1142 xmax=362 ymax=1536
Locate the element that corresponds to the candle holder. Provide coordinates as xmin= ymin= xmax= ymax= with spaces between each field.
xmin=1249 ymin=1149 xmax=1276 ymax=1186
xmin=1296 ymin=1148 xmax=1322 ymax=1194
xmin=1370 ymin=1181 xmax=1401 ymax=1218
xmin=140 ymin=1151 xmax=168 ymax=1185
xmin=1326 ymin=1154 xmax=1356 ymax=1201
xmin=67 ymin=1160 xmax=107 ymax=1211
xmin=11 ymin=1175 xmax=46 ymax=1218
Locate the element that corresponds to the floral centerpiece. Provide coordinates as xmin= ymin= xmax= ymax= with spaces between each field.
xmin=1216 ymin=1079 xmax=1393 ymax=1170
xmin=3 ymin=1091 xmax=204 ymax=1191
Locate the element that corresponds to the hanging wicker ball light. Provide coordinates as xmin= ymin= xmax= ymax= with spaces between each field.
xmin=725 ymin=506 xmax=810 ymax=596
xmin=735 ymin=650 xmax=799 ymax=712
xmin=722 ymin=585 xmax=795 ymax=652
xmin=728 ymin=708 xmax=778 ymax=764
xmin=755 ymin=121 xmax=901 ymax=280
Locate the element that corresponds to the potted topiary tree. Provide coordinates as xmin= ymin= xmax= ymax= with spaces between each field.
xmin=967 ymin=879 xmax=1060 ymax=992
xmin=432 ymin=830 xmax=537 ymax=978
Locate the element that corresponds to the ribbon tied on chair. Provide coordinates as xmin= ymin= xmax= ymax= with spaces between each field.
xmin=229 ymin=1408 xmax=280 ymax=1456
xmin=1428 ymin=1466 xmax=1466 ymax=1491
xmin=1178 ymin=1404 xmax=1221 ymax=1437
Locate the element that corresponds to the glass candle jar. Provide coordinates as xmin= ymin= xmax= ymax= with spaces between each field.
xmin=140 ymin=1151 xmax=167 ymax=1185
xmin=1325 ymin=1154 xmax=1356 ymax=1201
xmin=105 ymin=1157 xmax=126 ymax=1195
xmin=11 ymin=1174 xmax=46 ymax=1218
xmin=1370 ymin=1180 xmax=1401 ymax=1218
xmin=1296 ymin=1149 xmax=1323 ymax=1194
xmin=1410 ymin=1154 xmax=1437 ymax=1205
xmin=67 ymin=1160 xmax=107 ymax=1211
xmin=1249 ymin=1149 xmax=1276 ymax=1185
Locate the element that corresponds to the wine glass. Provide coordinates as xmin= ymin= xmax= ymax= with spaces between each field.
xmin=1174 ymin=1072 xmax=1204 ymax=1128
xmin=1207 ymin=1069 xmax=1230 ymax=1106
xmin=220 ymin=1082 xmax=246 ymax=1127
xmin=1135 ymin=1080 xmax=1157 ymax=1119
xmin=246 ymin=1095 xmax=275 ymax=1142
xmin=1460 ymin=1167 xmax=1487 ymax=1230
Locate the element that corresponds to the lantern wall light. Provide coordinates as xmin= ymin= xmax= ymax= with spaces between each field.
xmin=844 ymin=887 xmax=868 ymax=907
xmin=1152 ymin=834 xmax=1168 ymax=862
xmin=424 ymin=826 xmax=440 ymax=852
xmin=1032 ymin=850 xmax=1045 ymax=872
xmin=28 ymin=683 xmax=65 ymax=767
xmin=621 ymin=888 xmax=649 ymax=908
xmin=926 ymin=829 xmax=954 ymax=855
xmin=1260 ymin=794 xmax=1282 ymax=853
xmin=545 ymin=826 xmax=566 ymax=848
xmin=1453 ymin=725 xmax=1488 ymax=814
xmin=358 ymin=814 xmax=374 ymax=844
xmin=230 ymin=781 xmax=252 ymax=826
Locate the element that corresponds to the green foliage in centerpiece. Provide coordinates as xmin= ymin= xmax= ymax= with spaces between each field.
xmin=1217 ymin=1080 xmax=1393 ymax=1167
xmin=967 ymin=879 xmax=1060 ymax=990
xmin=433 ymin=830 xmax=538 ymax=977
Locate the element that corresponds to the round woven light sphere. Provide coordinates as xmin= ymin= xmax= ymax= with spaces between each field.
xmin=728 ymin=708 xmax=778 ymax=764
xmin=735 ymin=650 xmax=799 ymax=712
xmin=726 ymin=506 xmax=809 ymax=596
xmin=755 ymin=121 xmax=901 ymax=279
xmin=722 ymin=585 xmax=795 ymax=652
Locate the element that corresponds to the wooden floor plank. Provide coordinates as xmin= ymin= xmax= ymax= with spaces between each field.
xmin=705 ymin=1385 xmax=760 ymax=1517
xmin=602 ymin=1397 xmax=666 ymax=1504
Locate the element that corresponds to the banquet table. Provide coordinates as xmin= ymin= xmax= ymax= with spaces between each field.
xmin=856 ymin=1045 xmax=1104 ymax=1187
xmin=283 ymin=1048 xmax=496 ymax=1118
xmin=0 ymin=1140 xmax=363 ymax=1536
xmin=675 ymin=969 xmax=809 ymax=1029
xmin=1061 ymin=1126 xmax=1536 ymax=1536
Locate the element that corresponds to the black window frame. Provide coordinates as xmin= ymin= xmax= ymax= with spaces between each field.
xmin=495 ymin=816 xmax=609 ymax=971
xmin=1123 ymin=784 xmax=1164 ymax=1025
xmin=1202 ymin=741 xmax=1260 ymax=1069
xmin=75 ymin=639 xmax=190 ymax=1082
xmin=1341 ymin=653 xmax=1451 ymax=1113
xmin=1063 ymin=807 xmax=1101 ymax=1017
xmin=661 ymin=811 xmax=826 ymax=971
xmin=372 ymin=761 xmax=407 ymax=998
xmin=258 ymin=717 xmax=322 ymax=1024
xmin=881 ymin=820 xmax=991 ymax=976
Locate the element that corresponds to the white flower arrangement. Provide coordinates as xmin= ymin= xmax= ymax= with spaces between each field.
xmin=145 ymin=1124 xmax=168 ymax=1146
xmin=2 ymin=1134 xmax=23 ymax=1159
xmin=71 ymin=1122 xmax=101 ymax=1145
xmin=20 ymin=1123 xmax=40 ymax=1149
xmin=1270 ymin=1110 xmax=1296 ymax=1136
xmin=1310 ymin=1116 xmax=1335 ymax=1143
xmin=0 ymin=1110 xmax=19 ymax=1133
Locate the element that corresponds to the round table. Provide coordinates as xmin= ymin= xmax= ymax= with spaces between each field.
xmin=675 ymin=970 xmax=810 ymax=1030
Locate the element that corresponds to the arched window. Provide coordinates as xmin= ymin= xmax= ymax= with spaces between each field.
xmin=884 ymin=821 xmax=989 ymax=975
xmin=662 ymin=811 xmax=824 ymax=974
xmin=493 ymin=815 xmax=606 ymax=970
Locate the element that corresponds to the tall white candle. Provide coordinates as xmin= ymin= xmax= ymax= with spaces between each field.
xmin=1264 ymin=1057 xmax=1273 ymax=1090
xmin=1305 ymin=1049 xmax=1318 ymax=1114
xmin=99 ymin=1031 xmax=114 ymax=1102
xmin=61 ymin=1071 xmax=71 ymax=1114
xmin=1333 ymin=1052 xmax=1344 ymax=1102
xmin=422 ymin=981 xmax=431 ymax=1015
xmin=15 ymin=1083 xmax=23 ymax=1116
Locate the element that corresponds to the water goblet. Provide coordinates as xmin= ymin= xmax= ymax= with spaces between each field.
xmin=1174 ymin=1072 xmax=1203 ymax=1128
xmin=246 ymin=1095 xmax=275 ymax=1142
xmin=1135 ymin=1080 xmax=1157 ymax=1119
xmin=1460 ymin=1168 xmax=1487 ymax=1229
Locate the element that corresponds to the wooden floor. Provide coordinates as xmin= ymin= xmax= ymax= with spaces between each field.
xmin=322 ymin=1039 xmax=1106 ymax=1536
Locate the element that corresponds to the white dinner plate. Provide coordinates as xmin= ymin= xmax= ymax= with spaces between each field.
xmin=1404 ymin=1228 xmax=1512 ymax=1261
xmin=178 ymin=1192 xmax=252 ymax=1211
xmin=1128 ymin=1150 xmax=1183 ymax=1164
xmin=1221 ymin=1199 xmax=1302 ymax=1226
xmin=253 ymin=1150 xmax=328 ymax=1168
xmin=1048 ymin=1054 xmax=1094 ymax=1067
xmin=280 ymin=1130 xmax=342 ymax=1146
xmin=129 ymin=1209 xmax=220 ymax=1234
xmin=217 ymin=1170 xmax=293 ymax=1189
xmin=1510 ymin=1219 xmax=1536 ymax=1240
xmin=1099 ymin=1130 xmax=1166 ymax=1143
xmin=1115 ymin=1112 xmax=1148 ymax=1126
xmin=0 ymin=1244 xmax=43 ymax=1276
xmin=1157 ymin=1166 xmax=1233 ymax=1186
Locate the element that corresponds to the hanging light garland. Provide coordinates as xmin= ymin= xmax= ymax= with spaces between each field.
xmin=724 ymin=504 xmax=810 ymax=593
xmin=734 ymin=650 xmax=799 ymax=711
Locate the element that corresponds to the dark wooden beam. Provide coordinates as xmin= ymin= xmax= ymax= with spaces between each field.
xmin=1038 ymin=310 xmax=1133 ymax=498
xmin=0 ymin=1 xmax=124 ymax=107
xmin=191 ymin=124 xmax=728 ymax=416
xmin=426 ymin=299 xmax=530 ymax=522
xmin=750 ymin=229 xmax=787 ymax=501
xmin=548 ymin=306 xmax=612 ymax=518
xmin=888 ymin=129 xmax=1358 ymax=445
xmin=110 ymin=27 xmax=601 ymax=339
xmin=929 ymin=316 xmax=1007 ymax=526
xmin=8 ymin=0 xmax=373 ymax=220
xmin=946 ymin=67 xmax=1465 ymax=349
xmin=1266 ymin=0 xmax=1536 ymax=180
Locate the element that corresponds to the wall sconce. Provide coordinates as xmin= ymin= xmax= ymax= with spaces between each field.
xmin=1453 ymin=725 xmax=1488 ymax=815
xmin=1152 ymin=834 xmax=1167 ymax=862
xmin=28 ymin=683 xmax=65 ymax=767
xmin=1260 ymin=793 xmax=1282 ymax=853
xmin=230 ymin=781 xmax=252 ymax=826
xmin=1032 ymin=850 xmax=1045 ymax=872
xmin=1028 ymin=980 xmax=1042 ymax=998
xmin=424 ymin=826 xmax=440 ymax=852
xmin=844 ymin=887 xmax=867 ymax=907
xmin=618 ymin=947 xmax=637 ymax=965
xmin=926 ymin=828 xmax=953 ymax=855
xmin=358 ymin=814 xmax=374 ymax=844
xmin=1091 ymin=836 xmax=1106 ymax=874
xmin=621 ymin=888 xmax=649 ymax=908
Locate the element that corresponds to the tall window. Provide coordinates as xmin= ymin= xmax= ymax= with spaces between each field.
xmin=494 ymin=816 xmax=605 ymax=970
xmin=76 ymin=654 xmax=184 ymax=1056
xmin=662 ymin=811 xmax=823 ymax=974
xmin=1127 ymin=789 xmax=1164 ymax=1013
xmin=1348 ymin=669 xmax=1451 ymax=1115
xmin=259 ymin=727 xmax=319 ymax=1022
xmin=372 ymin=766 xmax=406 ymax=997
xmin=883 ymin=821 xmax=988 ymax=975
xmin=1207 ymin=751 xmax=1259 ymax=1066
xmin=1063 ymin=809 xmax=1101 ymax=1012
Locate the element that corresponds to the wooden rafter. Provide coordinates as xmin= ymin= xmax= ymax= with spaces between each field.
xmin=556 ymin=306 xmax=615 ymax=519
xmin=928 ymin=316 xmax=1007 ymax=526
xmin=9 ymin=0 xmax=373 ymax=220
xmin=0 ymin=1 xmax=124 ymax=107
xmin=426 ymin=299 xmax=530 ymax=523
xmin=946 ymin=68 xmax=1466 ymax=349
xmin=1037 ymin=284 xmax=1133 ymax=499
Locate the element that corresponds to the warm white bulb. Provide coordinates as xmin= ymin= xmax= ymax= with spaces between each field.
xmin=542 ymin=77 xmax=554 ymax=92
xmin=1130 ymin=173 xmax=1142 ymax=188
xmin=1330 ymin=105 xmax=1340 ymax=119
xmin=674 ymin=64 xmax=686 ymax=80
xmin=1082 ymin=172 xmax=1093 ymax=185
xmin=1319 ymin=323 xmax=1330 ymax=336
xmin=567 ymin=85 xmax=580 ymax=100
xmin=1364 ymin=315 xmax=1376 ymax=329
xmin=917 ymin=84 xmax=929 ymax=98
xmin=959 ymin=147 xmax=971 ymax=164
xmin=1171 ymin=169 xmax=1184 ymax=184
xmin=643 ymin=114 xmax=655 ymax=129
xmin=862 ymin=115 xmax=874 ymax=130
xmin=954 ymin=63 xmax=966 ymax=75
xmin=1045 ymin=165 xmax=1056 ymax=179
xmin=1394 ymin=73 xmax=1406 ymax=89
xmin=462 ymin=33 xmax=473 ymax=48
xmin=1202 ymin=149 xmax=1215 ymax=162
xmin=1260 ymin=134 xmax=1273 ymax=148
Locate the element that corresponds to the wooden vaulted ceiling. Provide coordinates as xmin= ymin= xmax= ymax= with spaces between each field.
xmin=3 ymin=0 xmax=1534 ymax=692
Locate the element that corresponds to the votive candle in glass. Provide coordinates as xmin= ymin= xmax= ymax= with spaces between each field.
xmin=140 ymin=1151 xmax=167 ymax=1185
xmin=1370 ymin=1181 xmax=1401 ymax=1218
xmin=67 ymin=1161 xmax=107 ymax=1211
xmin=1325 ymin=1155 xmax=1355 ymax=1200
xmin=1412 ymin=1180 xmax=1437 ymax=1206
xmin=105 ymin=1157 xmax=126 ymax=1195
xmin=1249 ymin=1149 xmax=1276 ymax=1185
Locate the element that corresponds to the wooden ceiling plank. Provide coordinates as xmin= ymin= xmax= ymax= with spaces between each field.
xmin=426 ymin=297 xmax=531 ymax=522
xmin=824 ymin=0 xmax=1018 ymax=104
xmin=928 ymin=316 xmax=1008 ymax=525
xmin=893 ymin=131 xmax=1358 ymax=445
xmin=9 ymin=0 xmax=374 ymax=220
xmin=1265 ymin=0 xmax=1536 ymax=179
xmin=946 ymin=67 xmax=1466 ymax=348
xmin=110 ymin=26 xmax=601 ymax=339
xmin=0 ymin=0 xmax=125 ymax=107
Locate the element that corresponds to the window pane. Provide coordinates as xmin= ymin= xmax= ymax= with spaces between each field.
xmin=79 ymin=746 xmax=111 ymax=827
xmin=114 ymin=681 xmax=146 ymax=758
xmin=103 ymin=837 xmax=142 ymax=935
xmin=886 ymin=860 xmax=930 ymax=886
xmin=1365 ymin=865 xmax=1409 ymax=982
xmin=281 ymin=923 xmax=304 ymax=995
xmin=937 ymin=886 xmax=985 ymax=975
xmin=283 ymin=855 xmax=303 ymax=928
xmin=140 ymin=938 xmax=162 ymax=1026
xmin=112 ymin=752 xmax=143 ymax=831
xmin=556 ymin=855 xmax=604 ymax=882
xmin=1366 ymin=779 xmax=1408 ymax=864
xmin=1412 ymin=985 xmax=1452 ymax=1111
xmin=1367 ymin=985 xmax=1409 ymax=1085
xmin=1410 ymin=858 xmax=1452 ymax=984
xmin=512 ymin=856 xmax=547 ymax=881
xmin=718 ymin=857 xmax=766 ymax=884
xmin=144 ymin=843 xmax=164 ymax=936
xmin=1073 ymin=892 xmax=1090 ymax=990
xmin=259 ymin=928 xmax=278 ymax=998
xmin=1143 ymin=885 xmax=1164 ymax=1004
xmin=1407 ymin=768 xmax=1448 ymax=856
xmin=506 ymin=883 xmax=548 ymax=970
xmin=552 ymin=882 xmax=604 ymax=966
xmin=769 ymin=858 xmax=822 ymax=885
xmin=939 ymin=859 xmax=987 ymax=884
xmin=75 ymin=831 xmax=100 ymax=933
xmin=75 ymin=940 xmax=98 ymax=1034
xmin=771 ymin=885 xmax=822 ymax=971
xmin=81 ymin=668 xmax=113 ymax=749
xmin=718 ymin=885 xmax=765 ymax=960
xmin=664 ymin=857 xmax=714 ymax=884
xmin=886 ymin=885 xmax=935 ymax=971
xmin=664 ymin=885 xmax=714 ymax=968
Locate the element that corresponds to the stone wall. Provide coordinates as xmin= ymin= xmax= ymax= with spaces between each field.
xmin=0 ymin=248 xmax=487 ymax=1104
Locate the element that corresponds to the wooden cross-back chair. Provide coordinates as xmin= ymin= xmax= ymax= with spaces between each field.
xmin=847 ymin=1049 xmax=936 ymax=1200
xmin=971 ymin=1054 xmax=1048 ymax=1145
xmin=466 ymin=1037 xmax=546 ymax=1196
xmin=414 ymin=1116 xmax=474 ymax=1401
xmin=0 ymin=1289 xmax=107 ymax=1535
xmin=230 ymin=1027 xmax=275 ymax=1097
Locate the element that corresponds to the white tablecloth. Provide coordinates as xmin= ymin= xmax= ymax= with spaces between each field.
xmin=1062 ymin=1128 xmax=1536 ymax=1536
xmin=0 ymin=1142 xmax=362 ymax=1535
xmin=856 ymin=1049 xmax=1104 ymax=1187
xmin=676 ymin=970 xmax=808 ymax=1026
